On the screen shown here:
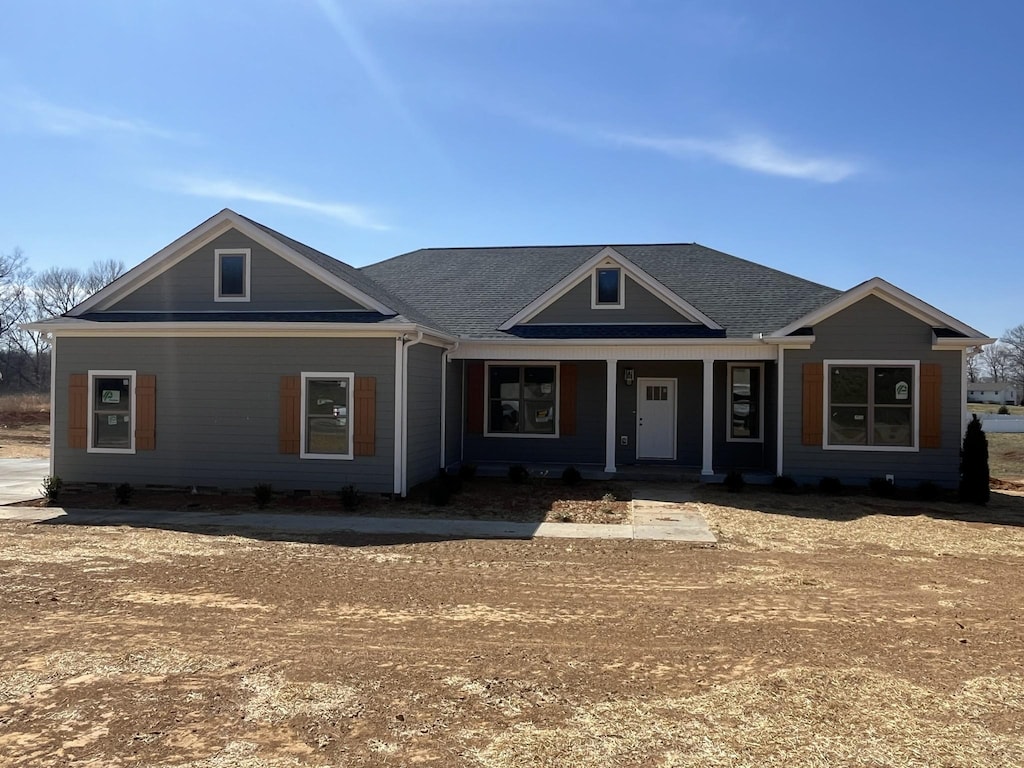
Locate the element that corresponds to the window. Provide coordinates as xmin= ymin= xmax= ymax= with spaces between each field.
xmin=728 ymin=363 xmax=763 ymax=442
xmin=486 ymin=364 xmax=557 ymax=436
xmin=592 ymin=266 xmax=624 ymax=308
xmin=827 ymin=363 xmax=916 ymax=449
xmin=89 ymin=371 xmax=135 ymax=453
xmin=215 ymin=248 xmax=250 ymax=302
xmin=301 ymin=373 xmax=354 ymax=459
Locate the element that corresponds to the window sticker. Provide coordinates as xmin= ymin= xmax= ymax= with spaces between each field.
xmin=102 ymin=390 xmax=120 ymax=404
xmin=895 ymin=381 xmax=909 ymax=400
xmin=107 ymin=415 xmax=118 ymax=426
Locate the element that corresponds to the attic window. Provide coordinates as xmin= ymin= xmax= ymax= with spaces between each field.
xmin=592 ymin=267 xmax=623 ymax=309
xmin=215 ymin=248 xmax=250 ymax=302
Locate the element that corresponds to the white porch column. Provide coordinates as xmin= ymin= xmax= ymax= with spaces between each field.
xmin=605 ymin=359 xmax=618 ymax=473
xmin=776 ymin=347 xmax=785 ymax=477
xmin=701 ymin=356 xmax=714 ymax=476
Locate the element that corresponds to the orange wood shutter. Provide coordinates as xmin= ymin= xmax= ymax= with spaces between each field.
xmin=466 ymin=362 xmax=484 ymax=434
xmin=135 ymin=374 xmax=157 ymax=450
xmin=802 ymin=362 xmax=823 ymax=446
xmin=279 ymin=375 xmax=301 ymax=454
xmin=559 ymin=364 xmax=577 ymax=436
xmin=919 ymin=363 xmax=942 ymax=449
xmin=354 ymin=376 xmax=376 ymax=456
xmin=68 ymin=373 xmax=88 ymax=449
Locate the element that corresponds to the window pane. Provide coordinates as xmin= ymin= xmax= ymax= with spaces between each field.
xmin=220 ymin=255 xmax=245 ymax=296
xmin=490 ymin=400 xmax=520 ymax=432
xmin=306 ymin=378 xmax=349 ymax=454
xmin=596 ymin=268 xmax=620 ymax=304
xmin=831 ymin=367 xmax=867 ymax=404
xmin=489 ymin=366 xmax=520 ymax=400
xmin=874 ymin=367 xmax=914 ymax=405
xmin=874 ymin=407 xmax=912 ymax=446
xmin=523 ymin=403 xmax=555 ymax=433
xmin=731 ymin=366 xmax=760 ymax=439
xmin=829 ymin=406 xmax=867 ymax=445
xmin=523 ymin=366 xmax=555 ymax=401
xmin=93 ymin=376 xmax=132 ymax=449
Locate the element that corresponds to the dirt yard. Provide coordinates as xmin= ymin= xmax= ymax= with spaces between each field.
xmin=0 ymin=393 xmax=49 ymax=459
xmin=2 ymin=487 xmax=1024 ymax=767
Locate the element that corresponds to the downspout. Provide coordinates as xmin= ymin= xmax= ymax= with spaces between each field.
xmin=399 ymin=330 xmax=425 ymax=496
xmin=439 ymin=340 xmax=459 ymax=472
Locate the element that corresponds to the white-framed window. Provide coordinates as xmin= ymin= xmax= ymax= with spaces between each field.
xmin=825 ymin=360 xmax=919 ymax=451
xmin=727 ymin=362 xmax=764 ymax=442
xmin=591 ymin=263 xmax=624 ymax=309
xmin=215 ymin=248 xmax=251 ymax=302
xmin=301 ymin=372 xmax=354 ymax=459
xmin=88 ymin=370 xmax=136 ymax=454
xmin=485 ymin=362 xmax=559 ymax=438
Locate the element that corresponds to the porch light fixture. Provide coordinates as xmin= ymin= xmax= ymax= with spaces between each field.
xmin=623 ymin=368 xmax=635 ymax=386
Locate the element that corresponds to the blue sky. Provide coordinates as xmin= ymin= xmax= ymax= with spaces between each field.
xmin=1 ymin=0 xmax=1020 ymax=336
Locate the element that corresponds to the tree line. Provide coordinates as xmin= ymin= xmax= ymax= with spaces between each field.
xmin=967 ymin=327 xmax=1024 ymax=403
xmin=1 ymin=247 xmax=125 ymax=392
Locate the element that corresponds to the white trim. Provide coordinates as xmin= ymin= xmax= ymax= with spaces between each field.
xmin=822 ymin=359 xmax=920 ymax=453
xmin=393 ymin=338 xmax=404 ymax=495
xmin=498 ymin=246 xmax=722 ymax=330
xmin=440 ymin=354 xmax=448 ymax=470
xmin=299 ymin=372 xmax=355 ymax=460
xmin=605 ymin=360 xmax=617 ymax=473
xmin=48 ymin=336 xmax=56 ymax=476
xmin=483 ymin=361 xmax=560 ymax=439
xmin=701 ymin=360 xmax=714 ymax=475
xmin=776 ymin=348 xmax=785 ymax=476
xmin=932 ymin=333 xmax=997 ymax=349
xmin=455 ymin=341 xmax=777 ymax=361
xmin=591 ymin=263 xmax=625 ymax=310
xmin=69 ymin=209 xmax=395 ymax=316
xmin=400 ymin=331 xmax=425 ymax=494
xmin=725 ymin=362 xmax=765 ymax=443
xmin=214 ymin=248 xmax=251 ymax=302
xmin=770 ymin=277 xmax=987 ymax=340
xmin=87 ymin=370 xmax=137 ymax=454
xmin=961 ymin=348 xmax=969 ymax=430
xmin=635 ymin=377 xmax=677 ymax=460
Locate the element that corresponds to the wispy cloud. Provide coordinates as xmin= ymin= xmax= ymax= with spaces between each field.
xmin=166 ymin=175 xmax=390 ymax=230
xmin=607 ymin=132 xmax=859 ymax=183
xmin=3 ymin=91 xmax=195 ymax=142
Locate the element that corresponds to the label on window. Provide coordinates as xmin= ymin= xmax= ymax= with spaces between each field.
xmin=541 ymin=383 xmax=552 ymax=395
xmin=895 ymin=381 xmax=909 ymax=400
xmin=107 ymin=415 xmax=118 ymax=425
xmin=102 ymin=390 xmax=120 ymax=404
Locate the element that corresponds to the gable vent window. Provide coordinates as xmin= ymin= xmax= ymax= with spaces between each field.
xmin=215 ymin=248 xmax=251 ymax=302
xmin=593 ymin=267 xmax=624 ymax=309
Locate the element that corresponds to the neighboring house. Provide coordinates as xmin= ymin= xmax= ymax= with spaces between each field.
xmin=27 ymin=209 xmax=993 ymax=494
xmin=966 ymin=381 xmax=1020 ymax=405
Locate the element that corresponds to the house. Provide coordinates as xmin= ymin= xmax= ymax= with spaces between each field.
xmin=966 ymin=381 xmax=1019 ymax=406
xmin=27 ymin=209 xmax=993 ymax=495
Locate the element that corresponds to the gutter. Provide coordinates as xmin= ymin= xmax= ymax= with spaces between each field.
xmin=395 ymin=330 xmax=425 ymax=497
xmin=439 ymin=341 xmax=459 ymax=473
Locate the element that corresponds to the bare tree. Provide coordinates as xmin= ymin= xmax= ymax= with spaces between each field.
xmin=32 ymin=258 xmax=126 ymax=320
xmin=1 ymin=248 xmax=31 ymax=341
xmin=980 ymin=343 xmax=1012 ymax=382
xmin=1001 ymin=323 xmax=1024 ymax=391
xmin=965 ymin=346 xmax=983 ymax=383
xmin=83 ymin=258 xmax=126 ymax=295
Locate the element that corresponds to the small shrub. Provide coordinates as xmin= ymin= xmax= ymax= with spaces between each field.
xmin=601 ymin=491 xmax=617 ymax=503
xmin=868 ymin=476 xmax=896 ymax=498
xmin=508 ymin=464 xmax=529 ymax=484
xmin=114 ymin=482 xmax=133 ymax=505
xmin=818 ymin=476 xmax=843 ymax=496
xmin=557 ymin=511 xmax=575 ymax=522
xmin=427 ymin=480 xmax=451 ymax=506
xmin=439 ymin=469 xmax=463 ymax=495
xmin=458 ymin=463 xmax=477 ymax=481
xmin=41 ymin=475 xmax=62 ymax=504
xmin=340 ymin=484 xmax=360 ymax=510
xmin=723 ymin=470 xmax=745 ymax=493
xmin=771 ymin=475 xmax=798 ymax=493
xmin=916 ymin=481 xmax=941 ymax=502
xmin=959 ymin=414 xmax=990 ymax=505
xmin=561 ymin=466 xmax=582 ymax=486
xmin=998 ymin=404 xmax=1010 ymax=415
xmin=253 ymin=483 xmax=273 ymax=509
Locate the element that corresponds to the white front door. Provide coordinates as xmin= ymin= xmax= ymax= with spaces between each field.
xmin=636 ymin=378 xmax=676 ymax=459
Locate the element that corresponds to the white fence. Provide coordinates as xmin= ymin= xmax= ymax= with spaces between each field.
xmin=979 ymin=414 xmax=1024 ymax=433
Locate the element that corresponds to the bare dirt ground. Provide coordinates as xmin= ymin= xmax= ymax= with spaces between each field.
xmin=2 ymin=487 xmax=1024 ymax=767
xmin=0 ymin=394 xmax=49 ymax=460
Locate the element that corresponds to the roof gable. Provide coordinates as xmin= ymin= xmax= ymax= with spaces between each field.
xmin=70 ymin=209 xmax=395 ymax=317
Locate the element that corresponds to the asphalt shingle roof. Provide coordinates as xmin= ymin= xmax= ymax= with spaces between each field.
xmin=361 ymin=243 xmax=842 ymax=339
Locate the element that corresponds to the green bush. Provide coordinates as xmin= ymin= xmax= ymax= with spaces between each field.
xmin=439 ymin=469 xmax=462 ymax=495
xmin=959 ymin=414 xmax=990 ymax=505
xmin=508 ymin=465 xmax=529 ymax=484
xmin=340 ymin=484 xmax=360 ymax=510
xmin=114 ymin=483 xmax=133 ymax=505
xmin=916 ymin=481 xmax=941 ymax=502
xmin=41 ymin=475 xmax=62 ymax=504
xmin=868 ymin=477 xmax=896 ymax=498
xmin=561 ymin=466 xmax=582 ymax=486
xmin=253 ymin=483 xmax=273 ymax=509
xmin=818 ymin=476 xmax=843 ymax=496
xmin=427 ymin=480 xmax=452 ymax=506
xmin=723 ymin=470 xmax=745 ymax=492
xmin=998 ymin=404 xmax=1010 ymax=415
xmin=771 ymin=475 xmax=799 ymax=493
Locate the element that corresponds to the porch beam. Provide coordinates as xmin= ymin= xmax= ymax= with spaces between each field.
xmin=605 ymin=359 xmax=617 ymax=473
xmin=701 ymin=357 xmax=714 ymax=476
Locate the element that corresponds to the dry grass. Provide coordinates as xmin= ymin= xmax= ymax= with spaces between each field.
xmin=968 ymin=403 xmax=1024 ymax=415
xmin=987 ymin=432 xmax=1024 ymax=480
xmin=0 ymin=392 xmax=49 ymax=426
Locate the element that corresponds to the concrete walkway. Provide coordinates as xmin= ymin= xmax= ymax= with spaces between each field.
xmin=0 ymin=459 xmax=49 ymax=505
xmin=630 ymin=485 xmax=718 ymax=543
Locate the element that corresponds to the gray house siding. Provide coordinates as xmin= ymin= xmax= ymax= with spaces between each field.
xmin=406 ymin=343 xmax=442 ymax=488
xmin=783 ymin=295 xmax=963 ymax=486
xmin=54 ymin=336 xmax=395 ymax=492
xmin=712 ymin=362 xmax=777 ymax=472
xmin=463 ymin=361 xmax=606 ymax=465
xmin=444 ymin=359 xmax=463 ymax=469
xmin=615 ymin=361 xmax=703 ymax=467
xmin=109 ymin=229 xmax=365 ymax=312
xmin=526 ymin=277 xmax=692 ymax=324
